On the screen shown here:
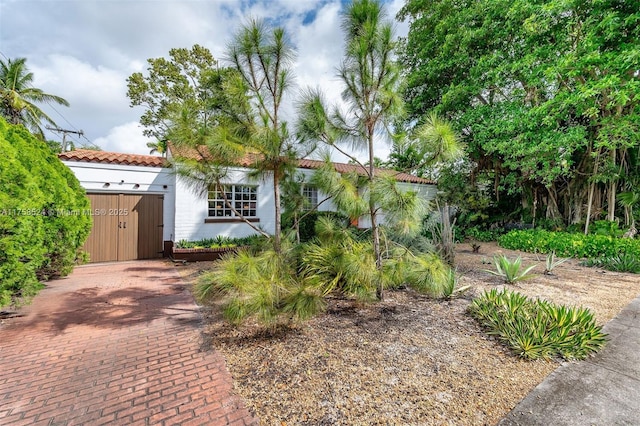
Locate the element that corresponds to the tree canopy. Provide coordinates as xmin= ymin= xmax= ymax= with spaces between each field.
xmin=398 ymin=0 xmax=640 ymax=230
xmin=0 ymin=57 xmax=69 ymax=139
xmin=127 ymin=44 xmax=230 ymax=142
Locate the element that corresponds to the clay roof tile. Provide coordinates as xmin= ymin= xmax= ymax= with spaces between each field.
xmin=59 ymin=150 xmax=166 ymax=167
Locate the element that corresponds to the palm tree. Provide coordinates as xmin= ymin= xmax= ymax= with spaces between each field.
xmin=147 ymin=139 xmax=167 ymax=156
xmin=0 ymin=57 xmax=69 ymax=138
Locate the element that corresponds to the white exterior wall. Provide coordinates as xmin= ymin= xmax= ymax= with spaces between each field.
xmin=294 ymin=168 xmax=337 ymax=213
xmin=62 ymin=161 xmax=175 ymax=242
xmin=173 ymin=167 xmax=276 ymax=241
xmin=63 ymin=157 xmax=436 ymax=244
xmin=357 ymin=182 xmax=437 ymax=229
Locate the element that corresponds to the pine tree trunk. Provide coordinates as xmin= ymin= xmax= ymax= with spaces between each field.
xmin=273 ymin=173 xmax=282 ymax=254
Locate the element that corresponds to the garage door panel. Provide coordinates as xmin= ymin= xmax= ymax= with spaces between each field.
xmin=136 ymin=195 xmax=164 ymax=260
xmin=117 ymin=194 xmax=139 ymax=261
xmin=83 ymin=193 xmax=163 ymax=263
xmin=84 ymin=194 xmax=119 ymax=262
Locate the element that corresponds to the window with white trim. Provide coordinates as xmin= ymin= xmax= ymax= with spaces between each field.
xmin=302 ymin=185 xmax=318 ymax=210
xmin=208 ymin=185 xmax=257 ymax=218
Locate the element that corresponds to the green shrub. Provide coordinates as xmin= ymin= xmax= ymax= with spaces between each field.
xmin=195 ymin=216 xmax=456 ymax=327
xmin=302 ymin=217 xmax=379 ymax=302
xmin=469 ymin=289 xmax=607 ymax=360
xmin=0 ymin=120 xmax=91 ymax=307
xmin=590 ymin=220 xmax=623 ymax=237
xmin=498 ymin=229 xmax=640 ymax=259
xmin=282 ymin=210 xmax=350 ymax=242
xmin=483 ymin=255 xmax=536 ymax=284
xmin=463 ymin=225 xmax=504 ymax=242
xmin=175 ymin=234 xmax=270 ymax=250
xmin=383 ymin=250 xmax=452 ymax=297
xmin=195 ymin=244 xmax=326 ymax=326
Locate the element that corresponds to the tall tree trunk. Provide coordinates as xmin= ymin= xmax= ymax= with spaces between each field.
xmin=545 ymin=184 xmax=561 ymax=220
xmin=273 ymin=173 xmax=282 ymax=254
xmin=585 ymin=148 xmax=602 ymax=234
xmin=368 ymin=127 xmax=383 ymax=300
xmin=607 ymin=148 xmax=617 ymax=222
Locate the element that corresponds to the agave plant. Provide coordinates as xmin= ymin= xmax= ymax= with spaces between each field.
xmin=544 ymin=251 xmax=570 ymax=275
xmin=484 ymin=255 xmax=536 ymax=284
xmin=441 ymin=268 xmax=471 ymax=300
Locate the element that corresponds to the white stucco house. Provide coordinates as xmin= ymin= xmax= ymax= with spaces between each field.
xmin=59 ymin=149 xmax=436 ymax=263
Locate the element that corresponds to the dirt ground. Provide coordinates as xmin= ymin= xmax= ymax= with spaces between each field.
xmin=177 ymin=242 xmax=640 ymax=426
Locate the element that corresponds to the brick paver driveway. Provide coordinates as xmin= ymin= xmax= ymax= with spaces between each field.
xmin=0 ymin=260 xmax=258 ymax=426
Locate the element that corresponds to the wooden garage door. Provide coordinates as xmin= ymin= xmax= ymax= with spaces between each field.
xmin=83 ymin=194 xmax=164 ymax=262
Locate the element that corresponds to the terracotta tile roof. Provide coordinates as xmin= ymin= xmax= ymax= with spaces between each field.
xmin=169 ymin=144 xmax=435 ymax=185
xmin=59 ymin=149 xmax=167 ymax=167
xmin=296 ymin=158 xmax=435 ymax=184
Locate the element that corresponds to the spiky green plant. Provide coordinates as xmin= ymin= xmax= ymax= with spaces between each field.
xmin=441 ymin=268 xmax=471 ymax=300
xmin=469 ymin=289 xmax=607 ymax=360
xmin=544 ymin=251 xmax=570 ymax=275
xmin=484 ymin=255 xmax=536 ymax=283
xmin=581 ymin=252 xmax=640 ymax=273
xmin=302 ymin=235 xmax=379 ymax=303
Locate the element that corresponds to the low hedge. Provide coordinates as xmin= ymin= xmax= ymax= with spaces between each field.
xmin=497 ymin=229 xmax=640 ymax=259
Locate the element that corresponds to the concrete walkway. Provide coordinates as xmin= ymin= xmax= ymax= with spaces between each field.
xmin=0 ymin=261 xmax=258 ymax=426
xmin=499 ymin=294 xmax=640 ymax=426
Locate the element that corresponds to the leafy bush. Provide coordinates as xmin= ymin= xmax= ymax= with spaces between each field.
xmin=463 ymin=225 xmax=504 ymax=242
xmin=469 ymin=289 xmax=607 ymax=360
xmin=580 ymin=253 xmax=640 ymax=274
xmin=483 ymin=255 xmax=536 ymax=284
xmin=0 ymin=120 xmax=91 ymax=307
xmin=174 ymin=234 xmax=267 ymax=249
xmin=498 ymin=229 xmax=640 ymax=259
xmin=589 ymin=220 xmax=623 ymax=237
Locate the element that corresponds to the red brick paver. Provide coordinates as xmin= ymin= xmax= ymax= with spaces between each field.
xmin=0 ymin=261 xmax=258 ymax=426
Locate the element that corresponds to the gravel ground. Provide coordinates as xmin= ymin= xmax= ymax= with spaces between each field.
xmin=178 ymin=243 xmax=640 ymax=425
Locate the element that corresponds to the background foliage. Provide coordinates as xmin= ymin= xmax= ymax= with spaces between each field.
xmin=398 ymin=0 xmax=640 ymax=230
xmin=498 ymin=229 xmax=640 ymax=259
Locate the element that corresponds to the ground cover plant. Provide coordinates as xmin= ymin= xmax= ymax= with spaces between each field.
xmin=469 ymin=288 xmax=607 ymax=360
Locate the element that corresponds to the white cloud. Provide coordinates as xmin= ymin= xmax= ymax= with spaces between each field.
xmin=93 ymin=121 xmax=151 ymax=155
xmin=1 ymin=0 xmax=405 ymax=162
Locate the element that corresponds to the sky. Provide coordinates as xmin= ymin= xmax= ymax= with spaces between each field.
xmin=0 ymin=0 xmax=408 ymax=161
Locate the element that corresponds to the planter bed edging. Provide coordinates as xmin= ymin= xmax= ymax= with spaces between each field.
xmin=171 ymin=246 xmax=246 ymax=262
